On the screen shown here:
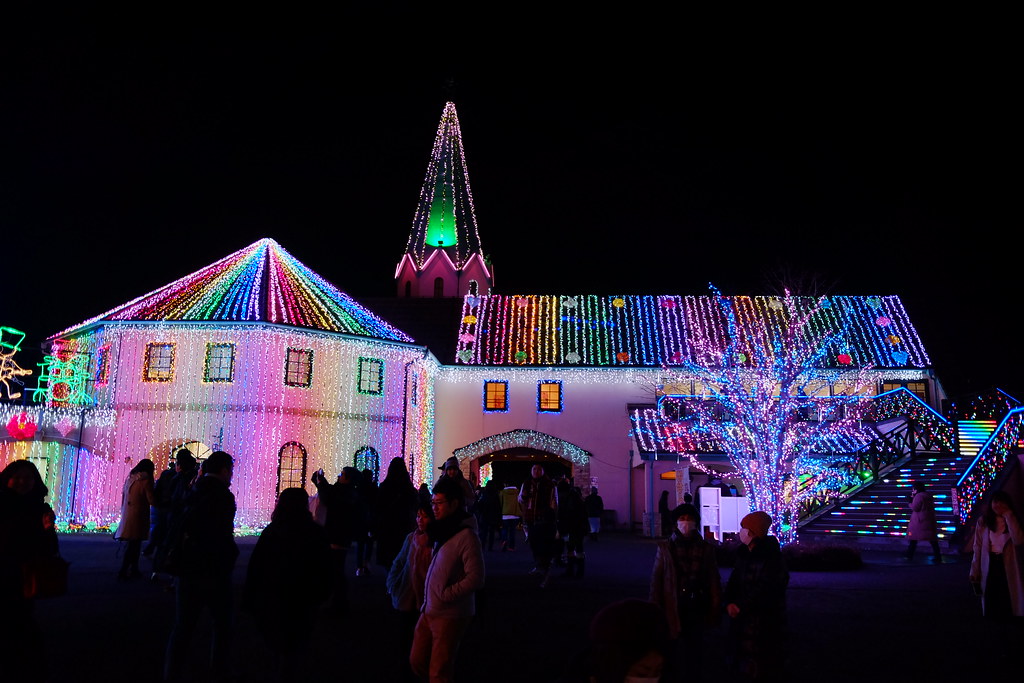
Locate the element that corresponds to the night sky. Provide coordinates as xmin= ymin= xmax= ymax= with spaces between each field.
xmin=1 ymin=18 xmax=1017 ymax=401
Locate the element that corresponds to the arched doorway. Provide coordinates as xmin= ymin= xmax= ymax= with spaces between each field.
xmin=452 ymin=429 xmax=592 ymax=490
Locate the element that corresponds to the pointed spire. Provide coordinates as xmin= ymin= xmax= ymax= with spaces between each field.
xmin=404 ymin=102 xmax=484 ymax=269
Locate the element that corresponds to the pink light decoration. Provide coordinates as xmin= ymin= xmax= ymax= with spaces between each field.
xmin=6 ymin=412 xmax=37 ymax=440
xmin=54 ymin=416 xmax=77 ymax=437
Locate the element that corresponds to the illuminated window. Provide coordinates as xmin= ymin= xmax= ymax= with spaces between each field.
xmin=358 ymin=357 xmax=384 ymax=395
xmin=95 ymin=345 xmax=111 ymax=386
xmin=484 ymin=381 xmax=508 ymax=412
xmin=882 ymin=381 xmax=928 ymax=402
xmin=143 ymin=342 xmax=176 ymax=382
xmin=538 ymin=380 xmax=562 ymax=412
xmin=277 ymin=441 xmax=307 ymax=494
xmin=204 ymin=343 xmax=235 ymax=383
xmin=284 ymin=348 xmax=313 ymax=387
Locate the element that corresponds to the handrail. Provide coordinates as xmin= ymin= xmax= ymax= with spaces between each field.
xmin=955 ymin=407 xmax=1024 ymax=525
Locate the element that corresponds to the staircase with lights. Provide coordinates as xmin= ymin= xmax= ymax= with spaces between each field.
xmin=799 ymin=391 xmax=1022 ymax=548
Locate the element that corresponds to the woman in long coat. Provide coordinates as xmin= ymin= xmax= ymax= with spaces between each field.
xmin=905 ymin=481 xmax=941 ymax=561
xmin=115 ymin=459 xmax=156 ymax=580
xmin=970 ymin=491 xmax=1024 ymax=618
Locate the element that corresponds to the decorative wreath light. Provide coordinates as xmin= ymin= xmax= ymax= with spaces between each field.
xmin=462 ymin=315 xmax=477 ymax=324
xmin=876 ymin=316 xmax=891 ymax=327
xmin=565 ymin=352 xmax=581 ymax=364
xmin=837 ymin=353 xmax=853 ymax=365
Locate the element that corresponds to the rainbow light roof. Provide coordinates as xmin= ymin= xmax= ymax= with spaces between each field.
xmin=455 ymin=294 xmax=929 ymax=368
xmin=403 ymin=102 xmax=484 ymax=269
xmin=54 ymin=238 xmax=414 ymax=342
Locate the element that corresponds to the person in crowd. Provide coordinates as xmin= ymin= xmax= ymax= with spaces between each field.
xmin=163 ymin=451 xmax=239 ymax=683
xmin=374 ymin=457 xmax=419 ymax=571
xmin=476 ymin=479 xmax=502 ymax=552
xmin=970 ymin=490 xmax=1024 ymax=619
xmin=557 ymin=483 xmax=589 ymax=579
xmin=584 ymin=487 xmax=604 ymax=541
xmin=559 ymin=598 xmax=672 ymax=683
xmin=724 ymin=511 xmax=789 ymax=682
xmin=409 ymin=477 xmax=485 ymax=683
xmin=499 ymin=482 xmax=523 ymax=552
xmin=418 ymin=482 xmax=433 ymax=509
xmin=519 ymin=464 xmax=557 ymax=587
xmin=153 ymin=450 xmax=199 ymax=576
xmin=387 ymin=501 xmax=435 ymax=682
xmin=437 ymin=456 xmax=476 ymax=513
xmin=311 ymin=465 xmax=360 ymax=615
xmin=242 ymin=487 xmax=330 ymax=683
xmin=658 ymin=491 xmax=673 ymax=537
xmin=0 ymin=460 xmax=61 ymax=683
xmin=355 ymin=467 xmax=377 ymax=576
xmin=114 ymin=458 xmax=156 ymax=580
xmin=905 ymin=481 xmax=942 ymax=562
xmin=144 ymin=459 xmax=177 ymax=558
xmin=649 ymin=503 xmax=721 ymax=682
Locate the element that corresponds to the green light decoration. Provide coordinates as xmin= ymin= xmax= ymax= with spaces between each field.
xmin=425 ymin=180 xmax=458 ymax=247
xmin=1 ymin=326 xmax=33 ymax=400
xmin=33 ymin=352 xmax=94 ymax=406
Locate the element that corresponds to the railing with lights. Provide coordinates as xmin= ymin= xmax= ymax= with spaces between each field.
xmin=955 ymin=407 xmax=1024 ymax=525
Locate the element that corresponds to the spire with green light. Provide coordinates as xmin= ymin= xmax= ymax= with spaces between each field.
xmin=404 ymin=102 xmax=484 ymax=268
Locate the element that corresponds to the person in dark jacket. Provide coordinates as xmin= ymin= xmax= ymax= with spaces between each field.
xmin=0 ymin=460 xmax=60 ymax=683
xmin=584 ymin=487 xmax=604 ymax=540
xmin=163 ymin=451 xmax=239 ymax=683
xmin=374 ymin=457 xmax=419 ymax=570
xmin=649 ymin=503 xmax=721 ymax=682
xmin=153 ymin=450 xmax=199 ymax=576
xmin=557 ymin=483 xmax=589 ymax=578
xmin=724 ymin=511 xmax=789 ymax=682
xmin=144 ymin=459 xmax=177 ymax=558
xmin=242 ymin=487 xmax=330 ymax=683
xmin=476 ymin=479 xmax=503 ymax=552
xmin=311 ymin=465 xmax=360 ymax=615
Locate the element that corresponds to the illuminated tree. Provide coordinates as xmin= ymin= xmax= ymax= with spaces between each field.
xmin=661 ymin=287 xmax=878 ymax=544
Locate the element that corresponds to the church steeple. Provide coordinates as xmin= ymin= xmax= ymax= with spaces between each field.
xmin=396 ymin=102 xmax=493 ymax=298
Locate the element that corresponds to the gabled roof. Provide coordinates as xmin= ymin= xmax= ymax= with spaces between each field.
xmin=453 ymin=294 xmax=930 ymax=368
xmin=403 ymin=102 xmax=485 ymax=270
xmin=52 ymin=238 xmax=414 ymax=342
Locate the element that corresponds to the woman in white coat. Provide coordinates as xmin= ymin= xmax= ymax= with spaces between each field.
xmin=970 ymin=491 xmax=1024 ymax=619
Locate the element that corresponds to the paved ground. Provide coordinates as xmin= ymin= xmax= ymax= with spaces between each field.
xmin=30 ymin=531 xmax=1021 ymax=682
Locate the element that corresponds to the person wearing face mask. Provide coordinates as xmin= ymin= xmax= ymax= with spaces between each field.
xmin=723 ymin=511 xmax=789 ymax=682
xmin=648 ymin=504 xmax=721 ymax=682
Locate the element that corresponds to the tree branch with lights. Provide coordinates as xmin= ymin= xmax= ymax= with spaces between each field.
xmin=659 ymin=287 xmax=879 ymax=543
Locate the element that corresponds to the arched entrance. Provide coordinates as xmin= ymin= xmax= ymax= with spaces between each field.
xmin=452 ymin=429 xmax=592 ymax=489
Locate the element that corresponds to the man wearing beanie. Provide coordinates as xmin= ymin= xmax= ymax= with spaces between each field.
xmin=723 ymin=510 xmax=789 ymax=682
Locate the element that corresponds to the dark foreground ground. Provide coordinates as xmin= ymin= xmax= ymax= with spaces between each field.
xmin=31 ymin=531 xmax=1020 ymax=682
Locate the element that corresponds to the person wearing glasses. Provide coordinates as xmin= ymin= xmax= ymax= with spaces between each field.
xmin=409 ymin=478 xmax=485 ymax=682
